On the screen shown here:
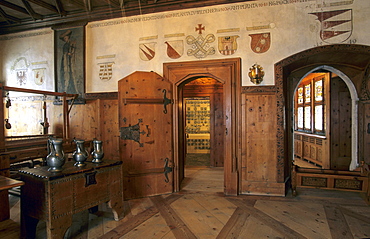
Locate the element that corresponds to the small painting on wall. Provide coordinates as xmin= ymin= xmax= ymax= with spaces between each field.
xmin=54 ymin=26 xmax=85 ymax=103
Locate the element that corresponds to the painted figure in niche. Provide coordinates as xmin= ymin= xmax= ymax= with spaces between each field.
xmin=59 ymin=30 xmax=78 ymax=93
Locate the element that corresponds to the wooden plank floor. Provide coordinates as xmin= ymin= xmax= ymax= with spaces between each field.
xmin=1 ymin=166 xmax=370 ymax=238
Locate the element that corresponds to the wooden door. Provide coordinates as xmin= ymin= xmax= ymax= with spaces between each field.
xmin=118 ymin=71 xmax=173 ymax=199
xmin=330 ymin=76 xmax=352 ymax=170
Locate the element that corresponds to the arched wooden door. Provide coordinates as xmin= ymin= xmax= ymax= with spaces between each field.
xmin=118 ymin=71 xmax=173 ymax=199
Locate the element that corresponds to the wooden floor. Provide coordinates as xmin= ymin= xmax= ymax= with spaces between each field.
xmin=1 ymin=166 xmax=370 ymax=238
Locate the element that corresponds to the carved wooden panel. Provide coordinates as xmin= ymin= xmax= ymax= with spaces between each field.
xmin=302 ymin=176 xmax=327 ymax=187
xmin=294 ymin=133 xmax=328 ymax=168
xmin=334 ymin=179 xmax=362 ymax=191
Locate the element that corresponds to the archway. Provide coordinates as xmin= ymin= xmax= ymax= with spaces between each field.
xmin=292 ymin=66 xmax=358 ymax=171
xmin=275 ymin=44 xmax=370 ymax=184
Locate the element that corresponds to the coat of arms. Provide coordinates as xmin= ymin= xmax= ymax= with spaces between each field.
xmin=33 ymin=68 xmax=45 ymax=85
xmin=16 ymin=70 xmax=27 ymax=86
xmin=310 ymin=9 xmax=352 ymax=44
xmin=218 ymin=36 xmax=239 ymax=55
xmin=249 ymin=33 xmax=271 ymax=54
xmin=165 ymin=40 xmax=183 ymax=59
xmin=11 ymin=57 xmax=29 ymax=86
xmin=98 ymin=62 xmax=114 ymax=82
xmin=139 ymin=43 xmax=156 ymax=61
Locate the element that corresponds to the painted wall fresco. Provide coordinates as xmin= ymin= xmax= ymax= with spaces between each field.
xmin=86 ymin=0 xmax=368 ymax=92
xmin=0 ymin=0 xmax=369 ymax=94
xmin=0 ymin=29 xmax=54 ymax=94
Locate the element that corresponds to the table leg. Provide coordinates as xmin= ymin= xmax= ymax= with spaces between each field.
xmin=20 ymin=214 xmax=39 ymax=239
xmin=108 ymin=196 xmax=124 ymax=221
xmin=0 ymin=190 xmax=10 ymax=221
xmin=47 ymin=215 xmax=72 ymax=239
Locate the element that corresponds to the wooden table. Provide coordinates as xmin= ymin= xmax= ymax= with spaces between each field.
xmin=19 ymin=160 xmax=124 ymax=239
xmin=0 ymin=175 xmax=24 ymax=221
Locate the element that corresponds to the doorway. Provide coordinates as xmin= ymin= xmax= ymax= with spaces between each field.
xmin=178 ymin=77 xmax=225 ymax=192
xmin=274 ymin=44 xmax=369 ymax=185
xmin=184 ymin=96 xmax=211 ymax=167
xmin=182 ymin=77 xmax=224 ymax=168
xmin=292 ymin=69 xmax=355 ymax=171
xmin=163 ymin=58 xmax=241 ymax=195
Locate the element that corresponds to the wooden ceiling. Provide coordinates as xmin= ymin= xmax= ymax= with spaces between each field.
xmin=0 ymin=0 xmax=253 ymax=35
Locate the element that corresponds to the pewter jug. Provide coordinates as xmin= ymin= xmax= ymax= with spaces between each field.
xmin=73 ymin=139 xmax=89 ymax=167
xmin=92 ymin=139 xmax=104 ymax=163
xmin=46 ymin=138 xmax=65 ymax=172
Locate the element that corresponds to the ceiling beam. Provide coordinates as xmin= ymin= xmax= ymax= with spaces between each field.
xmin=84 ymin=0 xmax=92 ymax=12
xmin=21 ymin=0 xmax=43 ymax=20
xmin=0 ymin=0 xmax=29 ymax=15
xmin=66 ymin=0 xmax=86 ymax=10
xmin=104 ymin=0 xmax=121 ymax=8
xmin=0 ymin=6 xmax=21 ymax=23
xmin=27 ymin=0 xmax=59 ymax=13
xmin=53 ymin=0 xmax=67 ymax=17
xmin=0 ymin=0 xmax=253 ymax=35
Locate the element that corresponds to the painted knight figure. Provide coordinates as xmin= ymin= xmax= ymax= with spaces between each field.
xmin=73 ymin=139 xmax=89 ymax=167
xmin=46 ymin=138 xmax=65 ymax=172
xmin=92 ymin=139 xmax=104 ymax=163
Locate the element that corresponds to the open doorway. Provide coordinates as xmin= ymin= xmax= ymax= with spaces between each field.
xmin=292 ymin=68 xmax=357 ymax=171
xmin=164 ymin=58 xmax=241 ymax=195
xmin=180 ymin=77 xmax=225 ymax=192
xmin=184 ymin=97 xmax=211 ymax=167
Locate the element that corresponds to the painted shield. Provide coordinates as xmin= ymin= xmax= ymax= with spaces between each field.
xmin=16 ymin=70 xmax=27 ymax=86
xmin=139 ymin=42 xmax=156 ymax=61
xmin=310 ymin=9 xmax=352 ymax=44
xmin=249 ymin=33 xmax=270 ymax=54
xmin=98 ymin=62 xmax=114 ymax=82
xmin=33 ymin=68 xmax=45 ymax=85
xmin=165 ymin=40 xmax=183 ymax=59
xmin=218 ymin=35 xmax=239 ymax=55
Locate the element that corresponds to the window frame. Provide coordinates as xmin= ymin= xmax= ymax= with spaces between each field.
xmin=294 ymin=73 xmax=328 ymax=136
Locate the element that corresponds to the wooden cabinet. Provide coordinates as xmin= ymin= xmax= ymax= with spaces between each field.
xmin=294 ymin=132 xmax=329 ymax=169
xmin=19 ymin=160 xmax=123 ymax=239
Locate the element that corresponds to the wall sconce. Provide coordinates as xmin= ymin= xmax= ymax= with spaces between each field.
xmin=248 ymin=63 xmax=264 ymax=85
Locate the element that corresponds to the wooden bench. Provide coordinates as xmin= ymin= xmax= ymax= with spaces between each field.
xmin=292 ymin=164 xmax=370 ymax=204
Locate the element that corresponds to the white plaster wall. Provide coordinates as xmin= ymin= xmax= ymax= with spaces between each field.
xmin=85 ymin=0 xmax=370 ymax=92
xmin=0 ymin=29 xmax=54 ymax=95
xmin=1 ymin=0 xmax=370 ymax=94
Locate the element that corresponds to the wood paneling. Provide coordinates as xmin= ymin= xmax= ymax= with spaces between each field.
xmin=68 ymin=99 xmax=119 ymax=161
xmin=68 ymin=102 xmax=99 ymax=141
xmin=241 ymin=92 xmax=280 ymax=195
xmin=97 ymin=99 xmax=119 ymax=161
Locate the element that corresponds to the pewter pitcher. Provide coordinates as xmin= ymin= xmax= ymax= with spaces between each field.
xmin=73 ymin=139 xmax=89 ymax=167
xmin=46 ymin=138 xmax=65 ymax=172
xmin=92 ymin=139 xmax=104 ymax=163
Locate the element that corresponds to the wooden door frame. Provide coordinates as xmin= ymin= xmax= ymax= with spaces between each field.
xmin=163 ymin=58 xmax=241 ymax=195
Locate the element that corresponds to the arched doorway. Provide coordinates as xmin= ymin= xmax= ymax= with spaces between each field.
xmin=180 ymin=77 xmax=224 ymax=168
xmin=292 ymin=66 xmax=358 ymax=171
xmin=179 ymin=77 xmax=225 ymax=192
xmin=275 ymin=44 xmax=370 ymax=187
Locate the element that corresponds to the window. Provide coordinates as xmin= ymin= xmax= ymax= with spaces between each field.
xmin=295 ymin=73 xmax=327 ymax=135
